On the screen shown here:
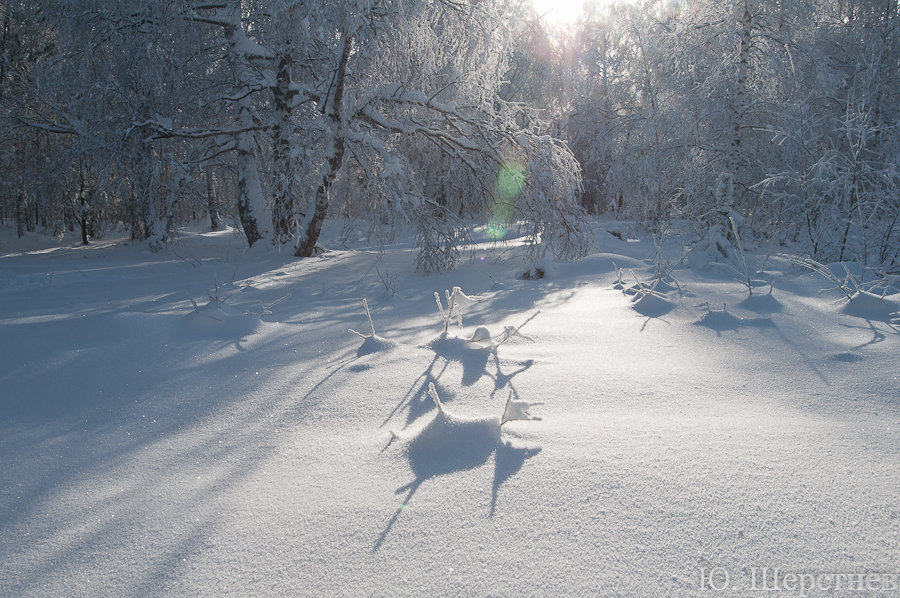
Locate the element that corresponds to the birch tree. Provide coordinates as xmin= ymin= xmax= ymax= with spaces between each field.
xmin=178 ymin=0 xmax=590 ymax=265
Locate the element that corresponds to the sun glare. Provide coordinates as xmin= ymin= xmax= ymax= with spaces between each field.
xmin=531 ymin=0 xmax=624 ymax=27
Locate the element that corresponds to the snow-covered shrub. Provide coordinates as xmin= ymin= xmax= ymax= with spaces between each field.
xmin=414 ymin=202 xmax=467 ymax=274
xmin=349 ymin=298 xmax=395 ymax=355
xmin=619 ymin=270 xmax=677 ymax=318
xmin=501 ymin=389 xmax=543 ymax=426
xmin=794 ymin=257 xmax=875 ymax=300
xmin=434 ymin=287 xmax=477 ymax=334
xmin=517 ymin=135 xmax=595 ymax=264
xmin=464 ymin=312 xmax=539 ymax=349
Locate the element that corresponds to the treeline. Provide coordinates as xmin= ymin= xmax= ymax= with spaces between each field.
xmin=549 ymin=0 xmax=899 ymax=265
xmin=1 ymin=0 xmax=898 ymax=268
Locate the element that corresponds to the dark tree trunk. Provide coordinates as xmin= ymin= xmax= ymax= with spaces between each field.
xmin=296 ymin=35 xmax=352 ymax=257
xmin=79 ymin=193 xmax=90 ymax=246
xmin=272 ymin=54 xmax=298 ymax=245
xmin=16 ymin=191 xmax=25 ymax=238
xmin=78 ymin=163 xmax=89 ymax=245
xmin=235 ymin=161 xmax=262 ymax=246
xmin=206 ymin=168 xmax=221 ymax=231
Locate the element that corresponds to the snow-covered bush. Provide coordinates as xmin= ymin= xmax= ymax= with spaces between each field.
xmin=349 ymin=298 xmax=395 ymax=355
xmin=414 ymin=203 xmax=466 ymax=274
xmin=434 ymin=287 xmax=477 ymax=334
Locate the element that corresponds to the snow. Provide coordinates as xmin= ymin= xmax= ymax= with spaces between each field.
xmin=1 ymin=224 xmax=898 ymax=596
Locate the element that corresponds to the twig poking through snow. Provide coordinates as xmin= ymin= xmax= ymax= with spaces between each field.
xmin=427 ymin=382 xmax=445 ymax=415
xmin=364 ymin=298 xmax=375 ymax=336
xmin=258 ymin=294 xmax=290 ymax=317
xmin=349 ymin=298 xmax=377 ymax=338
xmin=492 ymin=311 xmax=540 ymax=348
xmin=434 ymin=286 xmax=477 ymax=333
xmin=501 ymin=389 xmax=544 ymax=426
xmin=434 ymin=292 xmax=449 ymax=332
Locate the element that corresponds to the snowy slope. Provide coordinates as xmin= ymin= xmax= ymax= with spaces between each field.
xmin=1 ymin=225 xmax=898 ymax=597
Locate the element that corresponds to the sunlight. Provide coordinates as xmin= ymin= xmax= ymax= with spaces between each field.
xmin=487 ymin=161 xmax=526 ymax=240
xmin=532 ymin=0 xmax=617 ymax=27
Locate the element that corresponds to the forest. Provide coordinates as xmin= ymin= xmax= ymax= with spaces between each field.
xmin=3 ymin=3 xmax=900 ymax=596
xmin=1 ymin=0 xmax=899 ymax=270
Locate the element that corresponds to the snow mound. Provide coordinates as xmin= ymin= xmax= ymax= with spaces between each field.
xmin=695 ymin=304 xmax=772 ymax=334
xmin=468 ymin=326 xmax=492 ymax=343
xmin=184 ymin=302 xmax=259 ymax=338
xmin=426 ymin=333 xmax=491 ymax=356
xmin=356 ymin=334 xmax=396 ymax=357
xmin=695 ymin=305 xmax=743 ymax=332
xmin=404 ymin=407 xmax=501 ymax=480
xmin=737 ymin=290 xmax=782 ymax=314
xmin=840 ymin=291 xmax=900 ymax=322
xmin=631 ymin=291 xmax=676 ymax=317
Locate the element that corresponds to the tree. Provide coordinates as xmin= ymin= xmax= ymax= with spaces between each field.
xmin=179 ymin=0 xmax=590 ymax=265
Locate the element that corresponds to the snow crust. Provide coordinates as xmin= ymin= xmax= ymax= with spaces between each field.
xmin=1 ymin=224 xmax=898 ymax=597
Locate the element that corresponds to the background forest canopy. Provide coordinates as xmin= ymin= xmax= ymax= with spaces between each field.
xmin=1 ymin=0 xmax=898 ymax=271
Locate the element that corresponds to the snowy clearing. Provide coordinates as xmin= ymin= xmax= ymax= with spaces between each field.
xmin=1 ymin=224 xmax=898 ymax=597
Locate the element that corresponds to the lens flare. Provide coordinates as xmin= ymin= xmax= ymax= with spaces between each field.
xmin=497 ymin=163 xmax=526 ymax=199
xmin=488 ymin=162 xmax=526 ymax=240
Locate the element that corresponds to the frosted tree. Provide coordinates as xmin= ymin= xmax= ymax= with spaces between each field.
xmin=179 ymin=0 xmax=591 ymax=264
xmin=0 ymin=0 xmax=206 ymax=243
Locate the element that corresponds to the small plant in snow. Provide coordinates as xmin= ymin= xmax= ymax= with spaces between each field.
xmin=465 ymin=311 xmax=540 ymax=348
xmin=434 ymin=286 xmax=477 ymax=333
xmin=493 ymin=311 xmax=540 ymax=347
xmin=793 ymin=257 xmax=887 ymax=300
xmin=613 ymin=263 xmax=627 ymax=290
xmin=255 ymin=294 xmax=290 ymax=318
xmin=648 ymin=226 xmax=685 ymax=283
xmin=427 ymin=383 xmax=543 ymax=430
xmin=728 ymin=216 xmax=755 ymax=296
xmin=520 ymin=264 xmax=545 ymax=280
xmin=188 ymin=276 xmax=231 ymax=311
xmin=208 ymin=277 xmax=229 ymax=307
xmin=466 ymin=310 xmax=541 ymax=350
xmin=624 ymin=271 xmax=663 ymax=302
xmin=349 ymin=298 xmax=379 ymax=340
xmin=795 ymin=258 xmax=851 ymax=295
xmin=375 ymin=265 xmax=399 ymax=297
xmin=427 ymin=382 xmax=447 ymax=415
xmin=619 ymin=271 xmax=677 ymax=318
xmin=501 ymin=389 xmax=543 ymax=426
xmin=349 ymin=298 xmax=395 ymax=354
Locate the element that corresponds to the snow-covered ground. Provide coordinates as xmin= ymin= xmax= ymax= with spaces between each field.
xmin=1 ymin=224 xmax=898 ymax=597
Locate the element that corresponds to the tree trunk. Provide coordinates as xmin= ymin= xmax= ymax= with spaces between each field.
xmin=162 ymin=184 xmax=176 ymax=242
xmin=78 ymin=167 xmax=89 ymax=245
xmin=29 ymin=197 xmax=37 ymax=232
xmin=16 ymin=190 xmax=25 ymax=238
xmin=295 ymin=35 xmax=352 ymax=257
xmin=235 ymin=132 xmax=264 ymax=246
xmin=224 ymin=3 xmax=269 ymax=247
xmin=206 ymin=167 xmax=221 ymax=231
xmin=272 ymin=54 xmax=298 ymax=245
